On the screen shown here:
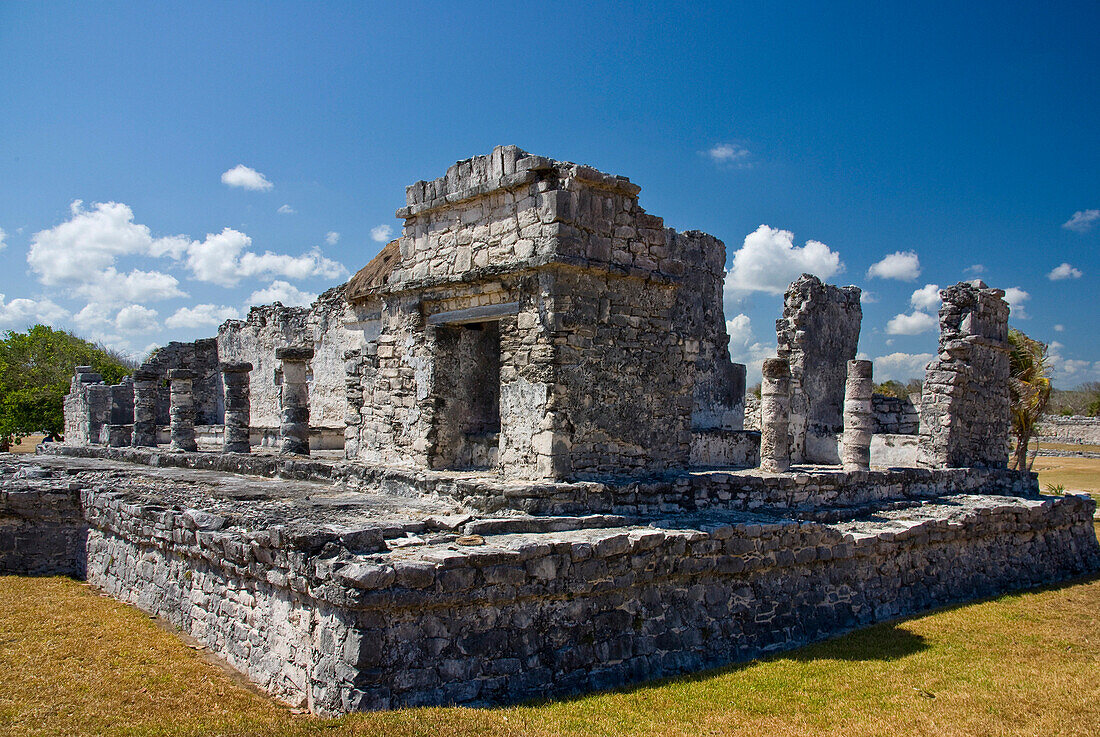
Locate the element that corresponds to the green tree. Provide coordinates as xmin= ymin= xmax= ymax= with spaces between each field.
xmin=1007 ymin=327 xmax=1052 ymax=472
xmin=0 ymin=325 xmax=134 ymax=450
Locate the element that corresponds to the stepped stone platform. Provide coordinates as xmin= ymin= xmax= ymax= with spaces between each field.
xmin=4 ymin=448 xmax=1098 ymax=714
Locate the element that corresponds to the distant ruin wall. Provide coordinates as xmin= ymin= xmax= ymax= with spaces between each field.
xmin=144 ymin=338 xmax=221 ymax=425
xmin=218 ymin=287 xmax=360 ymax=431
xmin=1036 ymin=416 xmax=1100 ymax=446
xmin=872 ymin=394 xmax=920 ymax=435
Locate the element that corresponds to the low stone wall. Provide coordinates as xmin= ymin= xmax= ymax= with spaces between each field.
xmin=0 ymin=460 xmax=87 ymax=576
xmin=1037 ymin=416 xmax=1100 ymax=445
xmin=871 ymin=433 xmax=920 ymax=468
xmin=689 ymin=430 xmax=760 ymax=468
xmin=81 ymin=480 xmax=1099 ymax=712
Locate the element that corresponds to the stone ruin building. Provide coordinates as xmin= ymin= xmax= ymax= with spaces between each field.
xmin=4 ymin=146 xmax=1098 ymax=714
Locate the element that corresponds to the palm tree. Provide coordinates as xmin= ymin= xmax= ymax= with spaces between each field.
xmin=1007 ymin=328 xmax=1052 ymax=471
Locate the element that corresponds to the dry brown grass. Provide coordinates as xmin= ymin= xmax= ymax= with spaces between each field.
xmin=3 ymin=534 xmax=1100 ymax=737
xmin=6 ymin=434 xmax=44 ymax=454
xmin=1032 ymin=453 xmax=1100 ymax=497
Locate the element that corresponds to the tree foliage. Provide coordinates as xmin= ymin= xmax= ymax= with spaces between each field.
xmin=1007 ymin=327 xmax=1052 ymax=472
xmin=0 ymin=325 xmax=135 ymax=449
xmin=873 ymin=378 xmax=923 ymax=398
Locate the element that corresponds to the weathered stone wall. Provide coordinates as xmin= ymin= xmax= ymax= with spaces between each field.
xmin=776 ymin=274 xmax=862 ymax=464
xmin=0 ymin=461 xmax=87 ymax=576
xmin=1036 ymin=416 xmax=1100 ymax=445
xmin=919 ymin=281 xmax=1011 ymax=468
xmin=872 ymin=393 xmax=920 ymax=435
xmin=62 ymin=367 xmax=111 ymax=445
xmin=218 ymin=287 xmax=360 ymax=433
xmin=69 ymin=467 xmax=1097 ymax=713
xmin=144 ymin=338 xmax=221 ymax=426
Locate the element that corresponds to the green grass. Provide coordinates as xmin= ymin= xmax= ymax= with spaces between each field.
xmin=3 ymin=526 xmax=1100 ymax=737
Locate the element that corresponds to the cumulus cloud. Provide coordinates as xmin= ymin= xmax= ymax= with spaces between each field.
xmin=221 ymin=165 xmax=273 ymax=191
xmin=1054 ymin=324 xmax=1065 ymax=332
xmin=706 ymin=143 xmax=751 ymax=167
xmin=860 ymin=291 xmax=878 ymax=304
xmin=325 ymin=231 xmax=340 ymax=245
xmin=965 ymin=264 xmax=985 ymax=275
xmin=247 ymin=280 xmax=316 ymax=308
xmin=0 ymin=294 xmax=69 ymax=329
xmin=28 ymin=201 xmax=187 ymax=288
xmin=1062 ymin=209 xmax=1099 ymax=233
xmin=909 ymin=283 xmax=941 ymax=311
xmin=277 ymin=204 xmax=296 ymax=215
xmin=724 ymin=225 xmax=843 ymax=303
xmin=724 ymin=313 xmax=774 ymax=385
xmin=370 ymin=225 xmax=393 ymax=243
xmin=872 ymin=352 xmax=935 ymax=382
xmin=1047 ymin=262 xmax=1082 ymax=280
xmin=866 ymin=250 xmax=921 ymax=281
xmin=164 ymin=304 xmax=242 ymax=330
xmin=73 ymin=268 xmax=186 ymax=304
xmin=1047 ymin=341 xmax=1100 ymax=383
xmin=114 ymin=304 xmax=159 ymax=333
xmin=1004 ymin=286 xmax=1030 ymax=319
xmin=182 ymin=228 xmax=347 ymax=287
xmin=886 ymin=310 xmax=938 ymax=335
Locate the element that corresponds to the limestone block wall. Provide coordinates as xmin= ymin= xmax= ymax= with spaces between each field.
xmin=776 ymin=274 xmax=862 ymax=464
xmin=74 ymin=475 xmax=1099 ymax=713
xmin=144 ymin=338 xmax=221 ymax=425
xmin=62 ymin=368 xmax=110 ymax=445
xmin=872 ymin=394 xmax=920 ymax=435
xmin=919 ymin=282 xmax=1011 ymax=468
xmin=219 ymin=287 xmax=360 ymax=433
xmin=0 ymin=462 xmax=87 ymax=576
xmin=1036 ymin=416 xmax=1100 ymax=445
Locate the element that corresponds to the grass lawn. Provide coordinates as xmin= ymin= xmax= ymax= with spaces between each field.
xmin=2 ymin=521 xmax=1100 ymax=737
xmin=1032 ymin=448 xmax=1100 ymax=500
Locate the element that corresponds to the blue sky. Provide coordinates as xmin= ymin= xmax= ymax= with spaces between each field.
xmin=1 ymin=2 xmax=1096 ymax=386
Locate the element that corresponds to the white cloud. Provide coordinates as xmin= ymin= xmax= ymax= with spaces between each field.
xmin=1047 ymin=262 xmax=1082 ymax=280
xmin=872 ymin=352 xmax=935 ymax=382
xmin=165 ymin=304 xmax=242 ymax=330
xmin=247 ymin=280 xmax=316 ymax=308
xmin=0 ymin=294 xmax=69 ymax=329
xmin=221 ymin=165 xmax=273 ymax=191
xmin=1054 ymin=324 xmax=1065 ymax=332
xmin=72 ymin=268 xmax=186 ymax=304
xmin=370 ymin=225 xmax=394 ymax=243
xmin=277 ymin=204 xmax=296 ymax=215
xmin=965 ymin=264 xmax=985 ymax=275
xmin=1047 ymin=341 xmax=1100 ymax=384
xmin=866 ymin=250 xmax=921 ymax=281
xmin=182 ymin=228 xmax=347 ymax=287
xmin=707 ymin=143 xmax=751 ymax=166
xmin=114 ymin=304 xmax=160 ymax=334
xmin=1004 ymin=286 xmax=1030 ymax=319
xmin=28 ymin=200 xmax=187 ymax=287
xmin=724 ymin=313 xmax=774 ymax=385
xmin=325 ymin=231 xmax=340 ymax=245
xmin=909 ymin=283 xmax=941 ymax=311
xmin=1062 ymin=209 xmax=1099 ymax=233
xmin=860 ymin=291 xmax=878 ymax=304
xmin=0 ymin=226 xmax=7 ymax=252
xmin=724 ymin=225 xmax=843 ymax=302
xmin=886 ymin=310 xmax=938 ymax=335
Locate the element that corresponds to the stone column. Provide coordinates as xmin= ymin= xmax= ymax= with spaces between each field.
xmin=276 ymin=347 xmax=314 ymax=456
xmin=841 ymin=360 xmax=874 ymax=471
xmin=759 ymin=357 xmax=791 ymax=473
xmin=131 ymin=367 xmax=160 ymax=447
xmin=167 ymin=368 xmax=198 ymax=452
xmin=220 ymin=362 xmax=253 ymax=453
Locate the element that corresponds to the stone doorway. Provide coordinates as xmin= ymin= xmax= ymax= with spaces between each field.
xmin=432 ymin=320 xmax=501 ymax=470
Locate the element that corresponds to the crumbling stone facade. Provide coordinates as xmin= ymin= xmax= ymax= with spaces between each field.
xmin=345 ymin=146 xmax=746 ymax=480
xmin=776 ymin=274 xmax=862 ymax=464
xmin=919 ymin=281 xmax=1011 ymax=469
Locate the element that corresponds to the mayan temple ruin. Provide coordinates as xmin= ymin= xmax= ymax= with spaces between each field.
xmin=3 ymin=146 xmax=1098 ymax=714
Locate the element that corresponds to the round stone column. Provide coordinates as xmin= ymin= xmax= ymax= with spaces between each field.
xmin=276 ymin=347 xmax=314 ymax=456
xmin=842 ymin=359 xmax=874 ymax=471
xmin=220 ymin=362 xmax=253 ymax=453
xmin=131 ymin=367 xmax=160 ymax=447
xmin=759 ymin=357 xmax=791 ymax=473
xmin=167 ymin=368 xmax=198 ymax=452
